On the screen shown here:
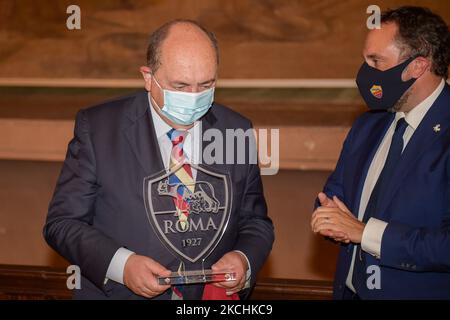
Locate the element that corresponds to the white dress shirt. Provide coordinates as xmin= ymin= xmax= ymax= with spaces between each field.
xmin=346 ymin=79 xmax=445 ymax=292
xmin=106 ymin=95 xmax=251 ymax=287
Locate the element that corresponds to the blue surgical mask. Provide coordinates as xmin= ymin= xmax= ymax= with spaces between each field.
xmin=152 ymin=76 xmax=215 ymax=125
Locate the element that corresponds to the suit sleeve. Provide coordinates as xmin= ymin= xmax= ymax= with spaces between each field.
xmin=380 ymin=153 xmax=450 ymax=272
xmin=380 ymin=180 xmax=450 ymax=272
xmin=43 ymin=110 xmax=121 ymax=290
xmin=380 ymin=219 xmax=450 ymax=272
xmin=233 ymin=122 xmax=274 ymax=290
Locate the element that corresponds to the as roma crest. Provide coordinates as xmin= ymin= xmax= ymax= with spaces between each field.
xmin=370 ymin=85 xmax=383 ymax=99
xmin=143 ymin=164 xmax=232 ymax=264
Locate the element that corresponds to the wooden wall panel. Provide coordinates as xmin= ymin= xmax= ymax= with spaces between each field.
xmin=0 ymin=0 xmax=448 ymax=80
xmin=0 ymin=119 xmax=73 ymax=161
xmin=0 ymin=118 xmax=349 ymax=170
xmin=260 ymin=170 xmax=339 ymax=280
xmin=0 ymin=161 xmax=67 ymax=268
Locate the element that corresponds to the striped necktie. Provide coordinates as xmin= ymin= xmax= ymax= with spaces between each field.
xmin=167 ymin=129 xmax=239 ymax=300
xmin=167 ymin=129 xmax=192 ymax=300
xmin=167 ymin=129 xmax=194 ymax=231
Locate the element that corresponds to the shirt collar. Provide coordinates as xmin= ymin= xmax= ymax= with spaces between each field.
xmin=148 ymin=94 xmax=172 ymax=140
xmin=399 ymin=79 xmax=445 ymax=130
xmin=148 ymin=94 xmax=201 ymax=164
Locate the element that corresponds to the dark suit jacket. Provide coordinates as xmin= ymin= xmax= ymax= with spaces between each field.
xmin=320 ymin=84 xmax=450 ymax=299
xmin=43 ymin=90 xmax=274 ymax=299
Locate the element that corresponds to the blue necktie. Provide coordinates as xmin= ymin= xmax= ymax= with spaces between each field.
xmin=363 ymin=117 xmax=408 ymax=223
xmin=352 ymin=117 xmax=408 ymax=293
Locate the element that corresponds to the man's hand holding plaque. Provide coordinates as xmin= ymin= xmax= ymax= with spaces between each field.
xmin=211 ymin=251 xmax=249 ymax=296
xmin=123 ymin=254 xmax=171 ymax=298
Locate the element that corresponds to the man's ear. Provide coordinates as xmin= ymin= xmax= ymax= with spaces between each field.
xmin=406 ymin=57 xmax=431 ymax=80
xmin=140 ymin=66 xmax=152 ymax=91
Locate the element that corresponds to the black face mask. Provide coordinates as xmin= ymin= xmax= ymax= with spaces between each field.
xmin=355 ymin=57 xmax=417 ymax=111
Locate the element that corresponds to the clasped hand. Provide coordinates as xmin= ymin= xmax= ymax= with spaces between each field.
xmin=311 ymin=192 xmax=365 ymax=244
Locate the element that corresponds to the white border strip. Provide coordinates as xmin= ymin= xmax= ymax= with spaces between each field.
xmin=0 ymin=77 xmax=357 ymax=88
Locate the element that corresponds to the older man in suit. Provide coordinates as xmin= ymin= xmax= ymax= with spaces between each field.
xmin=44 ymin=19 xmax=274 ymax=300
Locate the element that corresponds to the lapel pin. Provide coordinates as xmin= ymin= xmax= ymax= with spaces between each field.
xmin=433 ymin=124 xmax=441 ymax=133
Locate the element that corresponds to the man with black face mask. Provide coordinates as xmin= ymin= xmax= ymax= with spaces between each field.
xmin=311 ymin=6 xmax=450 ymax=299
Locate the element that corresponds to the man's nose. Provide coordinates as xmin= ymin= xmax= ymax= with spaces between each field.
xmin=188 ymin=85 xmax=201 ymax=93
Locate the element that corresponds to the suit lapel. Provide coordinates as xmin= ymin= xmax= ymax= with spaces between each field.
xmin=194 ymin=105 xmax=219 ymax=186
xmin=378 ymin=85 xmax=450 ymax=217
xmin=349 ymin=112 xmax=395 ymax=217
xmin=124 ymin=91 xmax=165 ymax=177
